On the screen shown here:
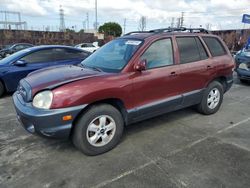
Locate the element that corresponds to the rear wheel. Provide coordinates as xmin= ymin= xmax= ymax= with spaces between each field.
xmin=197 ymin=81 xmax=223 ymax=115
xmin=0 ymin=81 xmax=5 ymax=98
xmin=72 ymin=104 xmax=124 ymax=155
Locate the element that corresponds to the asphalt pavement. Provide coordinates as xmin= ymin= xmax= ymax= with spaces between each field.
xmin=0 ymin=78 xmax=250 ymax=188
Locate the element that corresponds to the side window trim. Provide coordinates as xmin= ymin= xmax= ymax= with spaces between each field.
xmin=198 ymin=36 xmax=212 ymax=58
xmin=140 ymin=37 xmax=175 ymax=70
xmin=194 ymin=37 xmax=209 ymax=60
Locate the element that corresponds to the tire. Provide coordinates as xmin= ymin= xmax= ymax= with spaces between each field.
xmin=0 ymin=81 xmax=5 ymax=98
xmin=72 ymin=104 xmax=124 ymax=155
xmin=197 ymin=81 xmax=223 ymax=115
xmin=240 ymin=79 xmax=248 ymax=83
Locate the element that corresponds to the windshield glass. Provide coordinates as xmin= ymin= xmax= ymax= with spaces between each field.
xmin=81 ymin=39 xmax=143 ymax=73
xmin=0 ymin=49 xmax=31 ymax=65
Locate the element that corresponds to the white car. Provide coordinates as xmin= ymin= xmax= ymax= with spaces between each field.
xmin=75 ymin=43 xmax=99 ymax=53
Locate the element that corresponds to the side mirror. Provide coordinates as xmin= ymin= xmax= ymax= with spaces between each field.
xmin=13 ymin=60 xmax=27 ymax=66
xmin=135 ymin=59 xmax=147 ymax=71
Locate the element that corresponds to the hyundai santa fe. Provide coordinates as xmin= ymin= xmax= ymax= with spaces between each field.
xmin=13 ymin=28 xmax=235 ymax=155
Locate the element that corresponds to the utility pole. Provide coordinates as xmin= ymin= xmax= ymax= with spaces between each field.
xmin=123 ymin=18 xmax=126 ymax=34
xmin=95 ymin=0 xmax=98 ymax=31
xmin=171 ymin=17 xmax=175 ymax=28
xmin=176 ymin=17 xmax=181 ymax=28
xmin=86 ymin=12 xmax=89 ymax=30
xmin=138 ymin=16 xmax=146 ymax=31
xmin=180 ymin=12 xmax=184 ymax=27
xmin=59 ymin=5 xmax=65 ymax=32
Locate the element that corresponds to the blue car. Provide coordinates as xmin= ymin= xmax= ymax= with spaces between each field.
xmin=0 ymin=45 xmax=91 ymax=97
xmin=235 ymin=48 xmax=250 ymax=83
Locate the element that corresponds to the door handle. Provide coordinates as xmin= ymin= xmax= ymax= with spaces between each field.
xmin=170 ymin=71 xmax=177 ymax=77
xmin=207 ymin=65 xmax=213 ymax=70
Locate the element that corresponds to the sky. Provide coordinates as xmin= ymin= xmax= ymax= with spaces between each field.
xmin=0 ymin=0 xmax=250 ymax=33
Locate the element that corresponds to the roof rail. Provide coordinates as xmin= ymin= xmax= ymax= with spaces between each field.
xmin=124 ymin=27 xmax=209 ymax=36
xmin=124 ymin=31 xmax=152 ymax=36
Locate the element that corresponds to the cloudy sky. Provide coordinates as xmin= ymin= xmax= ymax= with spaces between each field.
xmin=0 ymin=0 xmax=250 ymax=32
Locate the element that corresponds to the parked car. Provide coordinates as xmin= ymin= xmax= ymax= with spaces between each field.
xmin=0 ymin=45 xmax=90 ymax=97
xmin=0 ymin=43 xmax=34 ymax=59
xmin=13 ymin=28 xmax=234 ymax=155
xmin=75 ymin=42 xmax=99 ymax=53
xmin=235 ymin=48 xmax=250 ymax=82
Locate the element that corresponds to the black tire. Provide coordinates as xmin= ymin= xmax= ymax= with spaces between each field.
xmin=240 ymin=79 xmax=248 ymax=84
xmin=72 ymin=104 xmax=124 ymax=155
xmin=197 ymin=81 xmax=224 ymax=115
xmin=0 ymin=81 xmax=5 ymax=98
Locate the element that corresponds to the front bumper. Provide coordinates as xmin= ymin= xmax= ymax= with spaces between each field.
xmin=13 ymin=92 xmax=87 ymax=139
xmin=236 ymin=68 xmax=250 ymax=81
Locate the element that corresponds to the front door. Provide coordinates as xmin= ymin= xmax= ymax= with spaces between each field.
xmin=131 ymin=38 xmax=182 ymax=121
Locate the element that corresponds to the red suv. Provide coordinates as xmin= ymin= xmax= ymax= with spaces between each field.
xmin=13 ymin=28 xmax=235 ymax=155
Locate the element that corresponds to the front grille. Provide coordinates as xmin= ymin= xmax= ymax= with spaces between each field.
xmin=17 ymin=80 xmax=32 ymax=102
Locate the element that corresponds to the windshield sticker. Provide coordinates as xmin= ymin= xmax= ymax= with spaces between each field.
xmin=125 ymin=40 xmax=142 ymax=45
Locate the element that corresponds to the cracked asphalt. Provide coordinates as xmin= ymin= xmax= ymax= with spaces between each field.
xmin=0 ymin=77 xmax=250 ymax=188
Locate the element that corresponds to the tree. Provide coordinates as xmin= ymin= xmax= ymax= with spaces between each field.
xmin=98 ymin=22 xmax=122 ymax=37
xmin=138 ymin=16 xmax=146 ymax=31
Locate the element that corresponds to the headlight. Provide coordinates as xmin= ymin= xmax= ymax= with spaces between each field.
xmin=33 ymin=90 xmax=53 ymax=109
xmin=239 ymin=63 xmax=249 ymax=71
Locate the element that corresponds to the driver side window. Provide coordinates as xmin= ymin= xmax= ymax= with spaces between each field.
xmin=141 ymin=38 xmax=174 ymax=69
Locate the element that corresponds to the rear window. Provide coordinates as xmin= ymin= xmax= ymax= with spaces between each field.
xmin=202 ymin=37 xmax=226 ymax=57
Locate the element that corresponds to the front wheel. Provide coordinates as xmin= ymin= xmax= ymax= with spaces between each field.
xmin=72 ymin=104 xmax=124 ymax=155
xmin=197 ymin=81 xmax=223 ymax=115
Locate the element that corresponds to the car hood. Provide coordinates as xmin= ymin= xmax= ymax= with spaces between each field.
xmin=24 ymin=65 xmax=106 ymax=95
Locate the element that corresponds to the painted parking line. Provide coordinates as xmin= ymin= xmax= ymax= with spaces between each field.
xmin=91 ymin=117 xmax=250 ymax=188
xmin=91 ymin=158 xmax=160 ymax=188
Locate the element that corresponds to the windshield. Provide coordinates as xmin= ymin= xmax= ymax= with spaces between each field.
xmin=0 ymin=48 xmax=31 ymax=65
xmin=81 ymin=39 xmax=143 ymax=73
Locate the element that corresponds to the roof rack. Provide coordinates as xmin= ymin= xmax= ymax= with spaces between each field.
xmin=124 ymin=27 xmax=210 ymax=36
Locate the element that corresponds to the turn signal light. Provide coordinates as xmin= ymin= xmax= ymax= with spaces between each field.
xmin=63 ymin=115 xmax=72 ymax=121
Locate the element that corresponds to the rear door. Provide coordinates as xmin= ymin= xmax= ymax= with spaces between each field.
xmin=175 ymin=36 xmax=212 ymax=105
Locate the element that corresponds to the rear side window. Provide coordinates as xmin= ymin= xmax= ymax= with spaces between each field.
xmin=21 ymin=49 xmax=54 ymax=63
xmin=176 ymin=37 xmax=201 ymax=64
xmin=53 ymin=48 xmax=87 ymax=61
xmin=202 ymin=37 xmax=226 ymax=57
